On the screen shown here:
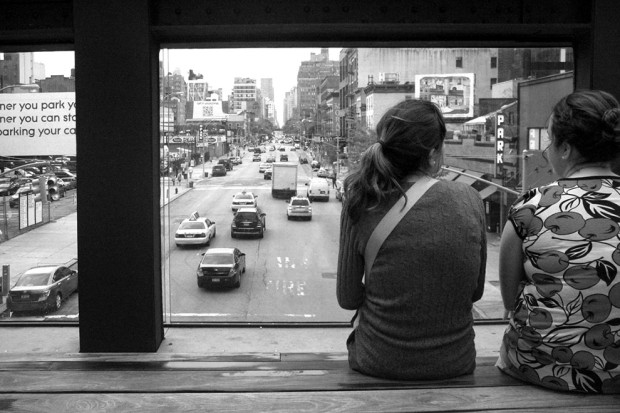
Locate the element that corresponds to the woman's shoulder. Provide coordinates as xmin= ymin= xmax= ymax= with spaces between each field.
xmin=433 ymin=179 xmax=483 ymax=200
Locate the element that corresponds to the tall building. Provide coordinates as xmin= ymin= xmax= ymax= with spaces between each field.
xmin=339 ymin=48 xmax=499 ymax=136
xmin=296 ymin=49 xmax=339 ymax=121
xmin=260 ymin=78 xmax=274 ymax=101
xmin=231 ymin=77 xmax=257 ymax=113
xmin=497 ymin=48 xmax=574 ymax=82
xmin=283 ymin=87 xmax=298 ymax=125
xmin=186 ymin=79 xmax=209 ymax=101
xmin=0 ymin=52 xmax=45 ymax=88
xmin=160 ymin=70 xmax=187 ymax=132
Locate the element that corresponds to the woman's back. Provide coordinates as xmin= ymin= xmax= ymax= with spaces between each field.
xmin=338 ymin=180 xmax=486 ymax=379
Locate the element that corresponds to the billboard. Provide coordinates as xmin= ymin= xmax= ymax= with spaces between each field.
xmin=192 ymin=100 xmax=226 ymax=120
xmin=414 ymin=73 xmax=475 ymax=118
xmin=0 ymin=92 xmax=76 ymax=156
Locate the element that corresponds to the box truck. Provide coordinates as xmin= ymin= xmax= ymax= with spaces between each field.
xmin=271 ymin=162 xmax=298 ymax=199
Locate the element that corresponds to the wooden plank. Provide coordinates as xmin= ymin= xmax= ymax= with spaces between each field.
xmin=0 ymin=360 xmax=352 ymax=372
xmin=0 ymin=352 xmax=282 ymax=363
xmin=0 ymin=366 xmax=522 ymax=393
xmin=0 ymin=388 xmax=618 ymax=413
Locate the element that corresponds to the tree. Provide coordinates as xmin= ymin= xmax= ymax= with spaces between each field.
xmin=343 ymin=120 xmax=376 ymax=172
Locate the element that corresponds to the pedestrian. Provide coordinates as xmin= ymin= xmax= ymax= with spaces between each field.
xmin=496 ymin=89 xmax=620 ymax=393
xmin=331 ymin=172 xmax=337 ymax=188
xmin=337 ymin=99 xmax=486 ymax=380
xmin=177 ymin=171 xmax=182 ymax=185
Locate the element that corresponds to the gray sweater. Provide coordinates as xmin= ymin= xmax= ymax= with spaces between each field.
xmin=337 ymin=180 xmax=486 ymax=380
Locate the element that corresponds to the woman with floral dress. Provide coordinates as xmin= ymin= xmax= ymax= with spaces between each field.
xmin=497 ymin=89 xmax=620 ymax=393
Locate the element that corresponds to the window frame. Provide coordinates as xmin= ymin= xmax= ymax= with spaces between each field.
xmin=4 ymin=0 xmax=619 ymax=353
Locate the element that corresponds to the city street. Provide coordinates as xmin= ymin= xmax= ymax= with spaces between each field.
xmin=0 ymin=146 xmax=504 ymax=323
xmin=162 ymin=148 xmax=355 ymax=323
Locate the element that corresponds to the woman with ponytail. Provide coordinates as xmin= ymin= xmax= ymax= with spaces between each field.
xmin=337 ymin=99 xmax=487 ymax=380
xmin=497 ymin=90 xmax=620 ymax=393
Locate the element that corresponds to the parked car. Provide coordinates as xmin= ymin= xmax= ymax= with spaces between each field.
xmin=252 ymin=154 xmax=261 ymax=162
xmin=9 ymin=184 xmax=44 ymax=208
xmin=231 ymin=190 xmax=258 ymax=212
xmin=217 ymin=158 xmax=233 ymax=171
xmin=279 ymin=154 xmax=288 ymax=162
xmin=53 ymin=170 xmax=77 ymax=189
xmin=306 ymin=177 xmax=330 ymax=202
xmin=287 ymin=196 xmax=312 ymax=220
xmin=7 ymin=263 xmax=78 ymax=313
xmin=211 ymin=165 xmax=227 ymax=177
xmin=0 ymin=177 xmax=19 ymax=196
xmin=196 ymin=247 xmax=246 ymax=289
xmin=228 ymin=157 xmax=240 ymax=165
xmin=231 ymin=207 xmax=266 ymax=238
xmin=174 ymin=212 xmax=216 ymax=247
xmin=266 ymin=155 xmax=276 ymax=163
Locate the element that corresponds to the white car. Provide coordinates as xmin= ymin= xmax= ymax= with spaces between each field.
xmin=231 ymin=191 xmax=258 ymax=212
xmin=175 ymin=212 xmax=216 ymax=247
xmin=287 ymin=196 xmax=312 ymax=220
xmin=258 ymin=162 xmax=271 ymax=173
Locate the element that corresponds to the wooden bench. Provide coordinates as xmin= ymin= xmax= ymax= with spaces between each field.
xmin=0 ymin=353 xmax=618 ymax=412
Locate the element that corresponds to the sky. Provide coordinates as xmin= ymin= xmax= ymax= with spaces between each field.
xmin=32 ymin=48 xmax=342 ymax=127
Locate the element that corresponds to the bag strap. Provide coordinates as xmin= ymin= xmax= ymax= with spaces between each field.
xmin=364 ymin=175 xmax=437 ymax=279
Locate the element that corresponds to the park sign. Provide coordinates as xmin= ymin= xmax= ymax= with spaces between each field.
xmin=0 ymin=92 xmax=76 ymax=156
xmin=495 ymin=112 xmax=506 ymax=178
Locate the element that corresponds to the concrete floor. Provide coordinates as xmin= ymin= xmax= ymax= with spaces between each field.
xmin=0 ymin=324 xmax=506 ymax=358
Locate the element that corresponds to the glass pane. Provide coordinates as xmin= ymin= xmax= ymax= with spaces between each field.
xmin=0 ymin=51 xmax=78 ymax=322
xmin=160 ymin=47 xmax=574 ymax=324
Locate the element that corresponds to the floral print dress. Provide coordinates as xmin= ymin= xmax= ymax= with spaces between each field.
xmin=497 ymin=175 xmax=620 ymax=393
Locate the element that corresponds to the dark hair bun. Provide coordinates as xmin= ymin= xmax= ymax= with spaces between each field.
xmin=603 ymin=107 xmax=620 ymax=127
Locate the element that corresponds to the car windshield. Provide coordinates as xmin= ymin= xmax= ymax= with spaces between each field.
xmin=235 ymin=212 xmax=258 ymax=222
xmin=292 ymin=200 xmax=308 ymax=206
xmin=15 ymin=271 xmax=51 ymax=287
xmin=202 ymin=253 xmax=234 ymax=265
xmin=235 ymin=194 xmax=253 ymax=199
xmin=179 ymin=221 xmax=205 ymax=230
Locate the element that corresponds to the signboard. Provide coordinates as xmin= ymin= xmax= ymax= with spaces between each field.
xmin=414 ymin=73 xmax=474 ymax=118
xmin=192 ymin=101 xmax=226 ymax=120
xmin=495 ymin=112 xmax=505 ymax=178
xmin=0 ymin=92 xmax=76 ymax=156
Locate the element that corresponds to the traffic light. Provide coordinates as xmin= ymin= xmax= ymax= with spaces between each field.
xmin=199 ymin=124 xmax=204 ymax=142
xmin=46 ymin=175 xmax=61 ymax=201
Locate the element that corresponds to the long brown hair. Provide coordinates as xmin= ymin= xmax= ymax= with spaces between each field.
xmin=343 ymin=99 xmax=446 ymax=222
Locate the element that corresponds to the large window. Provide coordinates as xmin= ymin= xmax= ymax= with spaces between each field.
xmin=159 ymin=47 xmax=574 ymax=325
xmin=0 ymin=51 xmax=77 ymax=323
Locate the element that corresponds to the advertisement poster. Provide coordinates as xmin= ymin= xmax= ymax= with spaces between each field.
xmin=0 ymin=92 xmax=76 ymax=156
xmin=414 ymin=73 xmax=475 ymax=118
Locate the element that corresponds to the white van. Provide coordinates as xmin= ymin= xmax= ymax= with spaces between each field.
xmin=306 ymin=177 xmax=330 ymax=202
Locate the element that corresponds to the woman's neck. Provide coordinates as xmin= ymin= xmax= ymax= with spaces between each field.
xmin=563 ymin=162 xmax=615 ymax=178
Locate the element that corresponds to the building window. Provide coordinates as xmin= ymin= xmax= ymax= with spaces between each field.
xmin=528 ymin=127 xmax=550 ymax=150
xmin=456 ymin=57 xmax=463 ymax=68
xmin=491 ymin=56 xmax=497 ymax=68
